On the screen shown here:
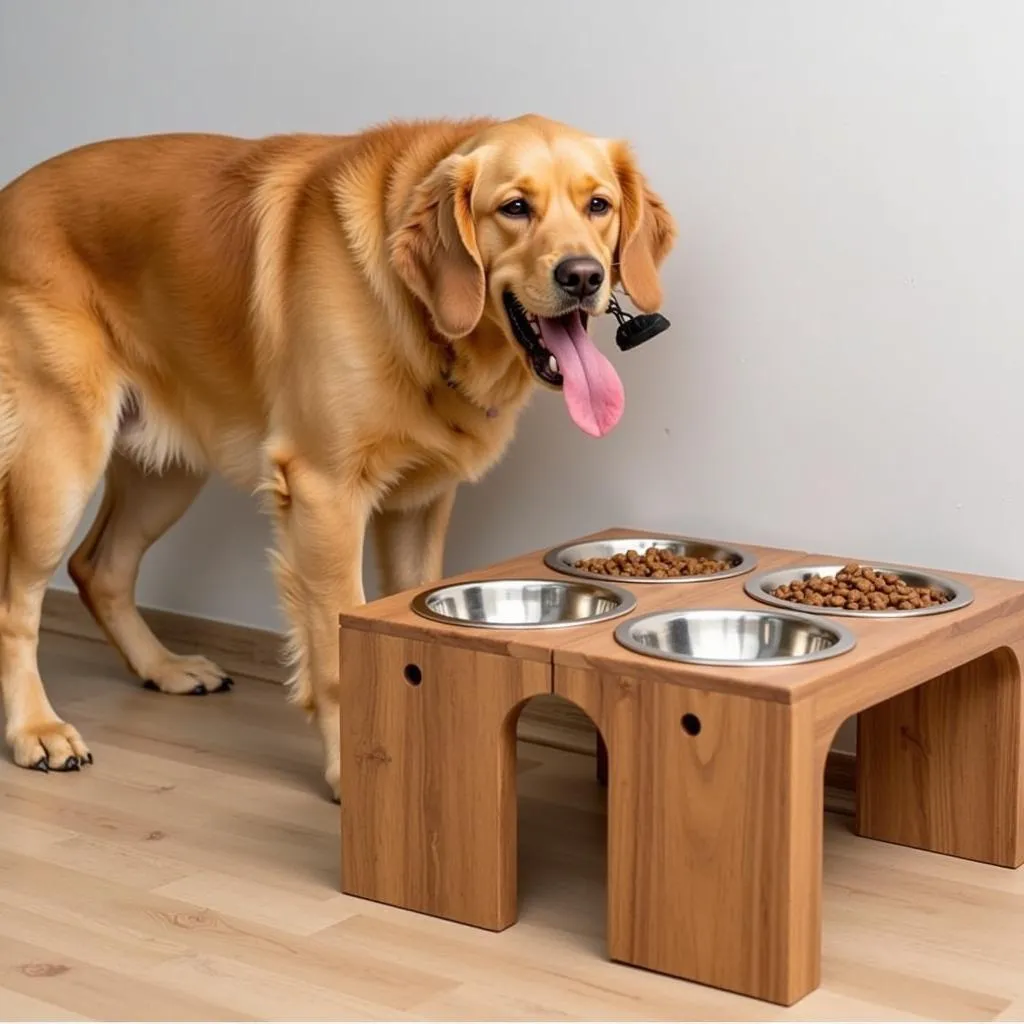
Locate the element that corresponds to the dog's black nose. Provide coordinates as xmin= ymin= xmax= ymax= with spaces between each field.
xmin=553 ymin=256 xmax=604 ymax=299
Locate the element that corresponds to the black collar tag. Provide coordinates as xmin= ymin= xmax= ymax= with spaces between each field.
xmin=607 ymin=294 xmax=671 ymax=352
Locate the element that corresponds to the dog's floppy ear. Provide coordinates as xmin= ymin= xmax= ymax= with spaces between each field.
xmin=391 ymin=154 xmax=485 ymax=338
xmin=609 ymin=142 xmax=677 ymax=313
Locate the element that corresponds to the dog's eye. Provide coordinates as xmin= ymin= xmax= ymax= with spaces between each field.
xmin=499 ymin=198 xmax=530 ymax=218
xmin=589 ymin=196 xmax=611 ymax=215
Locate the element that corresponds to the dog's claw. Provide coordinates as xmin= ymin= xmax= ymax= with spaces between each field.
xmin=61 ymin=756 xmax=80 ymax=772
xmin=189 ymin=683 xmax=207 ymax=696
xmin=142 ymin=680 xmax=159 ymax=692
xmin=33 ymin=757 xmax=49 ymax=773
xmin=215 ymin=677 xmax=234 ymax=692
xmin=84 ymin=752 xmax=94 ymax=765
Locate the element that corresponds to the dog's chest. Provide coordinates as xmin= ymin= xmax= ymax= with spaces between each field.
xmin=372 ymin=394 xmax=519 ymax=510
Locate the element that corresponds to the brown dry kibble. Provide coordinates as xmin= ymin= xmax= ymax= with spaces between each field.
xmin=575 ymin=545 xmax=733 ymax=580
xmin=769 ymin=564 xmax=953 ymax=614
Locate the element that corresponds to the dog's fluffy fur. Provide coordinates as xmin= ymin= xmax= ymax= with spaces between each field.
xmin=0 ymin=114 xmax=676 ymax=798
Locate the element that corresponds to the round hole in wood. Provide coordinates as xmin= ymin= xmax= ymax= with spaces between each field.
xmin=681 ymin=713 xmax=702 ymax=736
xmin=404 ymin=663 xmax=423 ymax=686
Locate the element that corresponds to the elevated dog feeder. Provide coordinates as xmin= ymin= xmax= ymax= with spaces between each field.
xmin=338 ymin=527 xmax=1024 ymax=1006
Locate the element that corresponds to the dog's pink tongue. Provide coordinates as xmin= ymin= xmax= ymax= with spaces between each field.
xmin=537 ymin=313 xmax=625 ymax=437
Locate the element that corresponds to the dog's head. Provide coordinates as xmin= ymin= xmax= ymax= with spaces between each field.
xmin=391 ymin=115 xmax=677 ymax=437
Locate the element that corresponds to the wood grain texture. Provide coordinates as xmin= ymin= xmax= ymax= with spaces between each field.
xmin=338 ymin=626 xmax=548 ymax=929
xmin=557 ymin=666 xmax=827 ymax=1006
xmin=856 ymin=642 xmax=1024 ymax=868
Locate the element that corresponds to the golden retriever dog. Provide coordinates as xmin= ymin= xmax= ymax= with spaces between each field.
xmin=0 ymin=114 xmax=676 ymax=799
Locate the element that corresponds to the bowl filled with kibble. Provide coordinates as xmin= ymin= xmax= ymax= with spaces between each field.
xmin=543 ymin=536 xmax=757 ymax=584
xmin=744 ymin=563 xmax=974 ymax=618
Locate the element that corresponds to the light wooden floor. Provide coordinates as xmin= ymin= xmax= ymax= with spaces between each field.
xmin=0 ymin=633 xmax=1022 ymax=1021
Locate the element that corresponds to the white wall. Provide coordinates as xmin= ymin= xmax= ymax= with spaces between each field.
xmin=2 ymin=0 xmax=1022 ymax=649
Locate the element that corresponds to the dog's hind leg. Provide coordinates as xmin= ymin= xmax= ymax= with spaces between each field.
xmin=68 ymin=453 xmax=229 ymax=696
xmin=0 ymin=328 xmax=119 ymax=771
xmin=372 ymin=486 xmax=457 ymax=596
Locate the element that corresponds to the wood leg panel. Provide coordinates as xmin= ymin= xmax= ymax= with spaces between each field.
xmin=557 ymin=668 xmax=824 ymax=1006
xmin=856 ymin=644 xmax=1024 ymax=868
xmin=339 ymin=627 xmax=549 ymax=929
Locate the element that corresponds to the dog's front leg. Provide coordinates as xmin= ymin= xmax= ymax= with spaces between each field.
xmin=264 ymin=453 xmax=371 ymax=801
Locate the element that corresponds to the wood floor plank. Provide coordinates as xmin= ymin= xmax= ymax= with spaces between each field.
xmin=0 ymin=936 xmax=249 ymax=1021
xmin=0 ymin=809 xmax=78 ymax=856
xmin=0 ymin=851 xmax=455 ymax=1014
xmin=823 ymin=957 xmax=1011 ymax=1021
xmin=997 ymin=998 xmax=1024 ymax=1021
xmin=153 ymin=870 xmax=357 ymax=937
xmin=320 ymin=912 xmax=774 ymax=1021
xmin=145 ymin=953 xmax=410 ymax=1021
xmin=0 ymin=986 xmax=89 ymax=1021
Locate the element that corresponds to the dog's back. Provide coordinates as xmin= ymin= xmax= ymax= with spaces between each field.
xmin=0 ymin=132 xmax=342 ymax=354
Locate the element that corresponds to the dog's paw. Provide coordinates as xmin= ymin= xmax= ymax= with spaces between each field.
xmin=141 ymin=654 xmax=233 ymax=696
xmin=9 ymin=718 xmax=92 ymax=772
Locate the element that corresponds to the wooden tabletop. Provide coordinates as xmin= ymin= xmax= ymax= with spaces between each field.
xmin=340 ymin=527 xmax=1024 ymax=721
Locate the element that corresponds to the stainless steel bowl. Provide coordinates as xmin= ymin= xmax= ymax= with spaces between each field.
xmin=543 ymin=536 xmax=757 ymax=584
xmin=614 ymin=608 xmax=856 ymax=667
xmin=410 ymin=578 xmax=636 ymax=629
xmin=744 ymin=563 xmax=974 ymax=618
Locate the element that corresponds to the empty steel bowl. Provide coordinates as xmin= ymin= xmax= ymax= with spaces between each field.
xmin=614 ymin=608 xmax=856 ymax=667
xmin=744 ymin=564 xmax=973 ymax=618
xmin=410 ymin=578 xmax=636 ymax=629
xmin=543 ymin=536 xmax=757 ymax=584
